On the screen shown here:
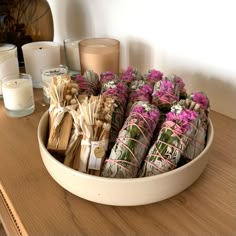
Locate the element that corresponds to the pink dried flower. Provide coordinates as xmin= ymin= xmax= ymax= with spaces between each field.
xmin=131 ymin=104 xmax=160 ymax=130
xmin=116 ymin=83 xmax=127 ymax=93
xmin=166 ymin=109 xmax=198 ymax=133
xmin=130 ymin=84 xmax=153 ymax=102
xmin=132 ymin=106 xmax=144 ymax=114
xmin=191 ymin=92 xmax=209 ymax=109
xmin=160 ymin=80 xmax=174 ymax=93
xmin=102 ymin=82 xmax=128 ymax=104
xmin=173 ymin=76 xmax=186 ymax=91
xmin=153 ymin=90 xmax=178 ymax=106
xmin=152 ymin=78 xmax=180 ymax=109
xmin=142 ymin=84 xmax=153 ymax=94
xmin=100 ymin=71 xmax=118 ymax=83
xmin=145 ymin=69 xmax=163 ymax=82
xmin=149 ymin=110 xmax=160 ymax=122
xmin=76 ymin=74 xmax=85 ymax=82
xmin=120 ymin=66 xmax=142 ymax=82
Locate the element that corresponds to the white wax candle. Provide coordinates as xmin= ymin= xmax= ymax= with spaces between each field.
xmin=22 ymin=41 xmax=60 ymax=88
xmin=0 ymin=44 xmax=19 ymax=95
xmin=64 ymin=39 xmax=80 ymax=71
xmin=2 ymin=79 xmax=34 ymax=110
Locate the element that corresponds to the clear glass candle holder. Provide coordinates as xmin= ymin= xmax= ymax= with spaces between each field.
xmin=64 ymin=38 xmax=81 ymax=72
xmin=79 ymin=38 xmax=120 ymax=76
xmin=41 ymin=64 xmax=68 ymax=103
xmin=2 ymin=73 xmax=35 ymax=118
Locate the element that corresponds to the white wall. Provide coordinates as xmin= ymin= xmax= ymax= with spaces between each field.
xmin=48 ymin=0 xmax=236 ymax=119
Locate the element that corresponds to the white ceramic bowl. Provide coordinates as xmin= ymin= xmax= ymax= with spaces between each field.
xmin=37 ymin=111 xmax=214 ymax=206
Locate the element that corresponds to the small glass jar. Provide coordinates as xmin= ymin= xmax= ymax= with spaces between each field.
xmin=64 ymin=38 xmax=81 ymax=72
xmin=41 ymin=64 xmax=68 ymax=103
xmin=2 ymin=73 xmax=35 ymax=118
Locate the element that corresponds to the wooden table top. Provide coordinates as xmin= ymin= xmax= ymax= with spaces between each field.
xmin=0 ymin=89 xmax=235 ymax=236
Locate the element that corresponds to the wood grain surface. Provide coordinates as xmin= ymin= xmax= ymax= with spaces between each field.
xmin=0 ymin=89 xmax=235 ymax=236
xmin=0 ymin=222 xmax=7 ymax=236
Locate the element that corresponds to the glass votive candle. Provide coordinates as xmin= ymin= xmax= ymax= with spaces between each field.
xmin=22 ymin=41 xmax=60 ymax=88
xmin=2 ymin=73 xmax=35 ymax=118
xmin=41 ymin=64 xmax=68 ymax=103
xmin=79 ymin=38 xmax=120 ymax=76
xmin=64 ymin=38 xmax=81 ymax=72
xmin=0 ymin=44 xmax=20 ymax=98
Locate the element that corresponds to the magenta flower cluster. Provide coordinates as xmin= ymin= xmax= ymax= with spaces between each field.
xmin=173 ymin=76 xmax=186 ymax=94
xmin=130 ymin=84 xmax=153 ymax=103
xmin=75 ymin=75 xmax=98 ymax=94
xmin=103 ymin=83 xmax=127 ymax=104
xmin=166 ymin=109 xmax=198 ymax=133
xmin=132 ymin=104 xmax=160 ymax=130
xmin=145 ymin=69 xmax=163 ymax=83
xmin=161 ymin=80 xmax=175 ymax=93
xmin=100 ymin=71 xmax=117 ymax=84
xmin=153 ymin=79 xmax=178 ymax=106
xmin=191 ymin=92 xmax=209 ymax=109
xmin=120 ymin=66 xmax=142 ymax=82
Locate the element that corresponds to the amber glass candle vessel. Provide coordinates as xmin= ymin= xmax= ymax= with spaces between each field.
xmin=79 ymin=38 xmax=120 ymax=76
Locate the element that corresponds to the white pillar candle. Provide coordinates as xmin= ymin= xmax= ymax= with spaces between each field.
xmin=64 ymin=38 xmax=80 ymax=71
xmin=22 ymin=41 xmax=60 ymax=88
xmin=0 ymin=44 xmax=19 ymax=96
xmin=2 ymin=73 xmax=35 ymax=117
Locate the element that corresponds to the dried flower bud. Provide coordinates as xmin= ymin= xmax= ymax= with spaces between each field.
xmin=185 ymin=98 xmax=190 ymax=108
xmin=95 ymin=120 xmax=103 ymax=127
xmin=105 ymin=114 xmax=112 ymax=122
xmin=71 ymin=83 xmax=79 ymax=89
xmin=194 ymin=103 xmax=201 ymax=111
xmin=94 ymin=113 xmax=99 ymax=119
xmin=70 ymin=98 xmax=77 ymax=105
xmin=71 ymin=87 xmax=78 ymax=94
xmin=189 ymin=101 xmax=196 ymax=110
xmin=65 ymin=94 xmax=72 ymax=101
xmin=103 ymin=123 xmax=111 ymax=131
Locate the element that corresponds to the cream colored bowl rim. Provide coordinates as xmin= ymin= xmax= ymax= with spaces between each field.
xmin=38 ymin=111 xmax=214 ymax=183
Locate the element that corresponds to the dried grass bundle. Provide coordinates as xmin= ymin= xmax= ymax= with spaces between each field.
xmin=47 ymin=75 xmax=77 ymax=154
xmin=78 ymin=95 xmax=115 ymax=175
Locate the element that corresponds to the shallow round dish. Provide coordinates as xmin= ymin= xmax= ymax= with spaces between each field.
xmin=37 ymin=111 xmax=214 ymax=206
